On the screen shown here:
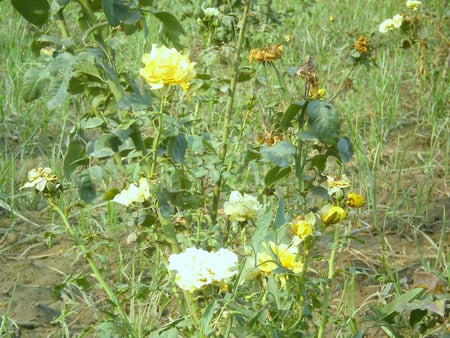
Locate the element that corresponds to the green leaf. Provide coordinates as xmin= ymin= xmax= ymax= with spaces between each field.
xmin=200 ymin=300 xmax=218 ymax=336
xmin=281 ymin=101 xmax=304 ymax=131
xmin=236 ymin=70 xmax=254 ymax=83
xmin=307 ymin=100 xmax=340 ymax=145
xmin=167 ymin=134 xmax=187 ymax=163
xmin=47 ymin=53 xmax=77 ymax=110
xmin=337 ymin=137 xmax=354 ymax=162
xmin=87 ymin=134 xmax=122 ymax=158
xmin=22 ymin=66 xmax=50 ymax=102
xmin=64 ymin=141 xmax=88 ymax=178
xmin=11 ymin=0 xmax=49 ymax=27
xmin=152 ymin=11 xmax=186 ymax=48
xmin=102 ymin=0 xmax=128 ymax=27
xmin=274 ymin=197 xmax=285 ymax=229
xmin=117 ymin=92 xmax=152 ymax=111
xmin=264 ymin=166 xmax=291 ymax=186
xmin=261 ymin=141 xmax=295 ymax=168
xmin=77 ymin=167 xmax=102 ymax=203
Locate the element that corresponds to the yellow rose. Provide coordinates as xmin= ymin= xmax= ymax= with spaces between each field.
xmin=291 ymin=212 xmax=315 ymax=239
xmin=319 ymin=204 xmax=347 ymax=226
xmin=346 ymin=192 xmax=365 ymax=208
xmin=139 ymin=44 xmax=196 ymax=92
xmin=258 ymin=242 xmax=303 ymax=275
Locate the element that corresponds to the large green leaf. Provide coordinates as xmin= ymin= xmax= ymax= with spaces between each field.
xmin=167 ymin=134 xmax=187 ymax=164
xmin=307 ymin=100 xmax=340 ymax=145
xmin=47 ymin=53 xmax=76 ymax=110
xmin=11 ymin=0 xmax=49 ymax=27
xmin=64 ymin=141 xmax=88 ymax=178
xmin=260 ymin=141 xmax=295 ymax=168
xmin=281 ymin=101 xmax=304 ymax=131
xmin=86 ymin=134 xmax=122 ymax=158
xmin=152 ymin=11 xmax=185 ymax=48
xmin=264 ymin=166 xmax=291 ymax=186
xmin=337 ymin=137 xmax=354 ymax=162
xmin=102 ymin=0 xmax=128 ymax=27
xmin=22 ymin=65 xmax=50 ymax=102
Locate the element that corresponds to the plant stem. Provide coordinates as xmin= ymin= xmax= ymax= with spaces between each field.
xmin=317 ymin=226 xmax=340 ymax=338
xmin=211 ymin=0 xmax=251 ymax=224
xmin=150 ymin=95 xmax=166 ymax=178
xmin=49 ymin=199 xmax=136 ymax=337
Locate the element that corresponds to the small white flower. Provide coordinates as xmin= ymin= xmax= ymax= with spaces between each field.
xmin=223 ymin=191 xmax=262 ymax=222
xmin=168 ymin=247 xmax=238 ymax=292
xmin=113 ymin=177 xmax=150 ymax=206
xmin=379 ymin=19 xmax=395 ymax=33
xmin=406 ymin=0 xmax=421 ymax=11
xmin=203 ymin=7 xmax=220 ymax=17
xmin=392 ymin=14 xmax=404 ymax=28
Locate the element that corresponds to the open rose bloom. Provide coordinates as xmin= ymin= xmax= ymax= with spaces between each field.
xmin=139 ymin=44 xmax=196 ymax=92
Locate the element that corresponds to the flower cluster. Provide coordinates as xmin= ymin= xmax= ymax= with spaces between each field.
xmin=319 ymin=174 xmax=364 ymax=226
xmin=168 ymin=247 xmax=238 ymax=292
xmin=113 ymin=177 xmax=150 ymax=206
xmin=21 ymin=167 xmax=62 ymax=197
xmin=224 ymin=191 xmax=262 ymax=222
xmin=379 ymin=14 xmax=404 ymax=33
xmin=140 ymin=44 xmax=196 ymax=92
xmin=249 ymin=44 xmax=283 ymax=64
xmin=378 ymin=1 xmax=421 ymax=33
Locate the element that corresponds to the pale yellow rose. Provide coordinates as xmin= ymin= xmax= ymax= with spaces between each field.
xmin=291 ymin=212 xmax=315 ymax=239
xmin=139 ymin=44 xmax=196 ymax=92
xmin=258 ymin=242 xmax=303 ymax=275
xmin=319 ymin=204 xmax=347 ymax=226
xmin=406 ymin=0 xmax=421 ymax=11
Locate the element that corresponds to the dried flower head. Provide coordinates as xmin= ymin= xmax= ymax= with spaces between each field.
xmin=354 ymin=35 xmax=370 ymax=54
xmin=249 ymin=44 xmax=283 ymax=64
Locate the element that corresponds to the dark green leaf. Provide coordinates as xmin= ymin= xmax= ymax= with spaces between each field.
xmin=337 ymin=137 xmax=354 ymax=162
xmin=117 ymin=92 xmax=152 ymax=111
xmin=11 ymin=0 xmax=49 ymax=27
xmin=281 ymin=101 xmax=304 ymax=131
xmin=236 ymin=70 xmax=254 ymax=83
xmin=264 ymin=166 xmax=291 ymax=186
xmin=261 ymin=141 xmax=295 ymax=168
xmin=307 ymin=100 xmax=340 ymax=145
xmin=22 ymin=66 xmax=50 ymax=102
xmin=102 ymin=0 xmax=128 ymax=27
xmin=152 ymin=11 xmax=185 ymax=48
xmin=64 ymin=141 xmax=88 ymax=178
xmin=87 ymin=134 xmax=122 ymax=158
xmin=310 ymin=186 xmax=329 ymax=200
xmin=77 ymin=168 xmax=100 ymax=203
xmin=168 ymin=134 xmax=187 ymax=163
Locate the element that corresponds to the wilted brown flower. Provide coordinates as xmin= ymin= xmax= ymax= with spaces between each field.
xmin=354 ymin=35 xmax=369 ymax=54
xmin=249 ymin=44 xmax=283 ymax=64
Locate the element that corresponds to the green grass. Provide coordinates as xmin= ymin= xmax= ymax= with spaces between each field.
xmin=1 ymin=0 xmax=448 ymax=337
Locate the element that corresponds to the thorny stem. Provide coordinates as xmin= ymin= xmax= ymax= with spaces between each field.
xmin=317 ymin=225 xmax=340 ymax=338
xmin=49 ymin=199 xmax=136 ymax=337
xmin=211 ymin=0 xmax=251 ymax=224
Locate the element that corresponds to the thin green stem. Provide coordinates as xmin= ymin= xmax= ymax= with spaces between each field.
xmin=49 ymin=200 xmax=136 ymax=337
xmin=317 ymin=226 xmax=340 ymax=338
xmin=211 ymin=0 xmax=251 ymax=224
xmin=150 ymin=95 xmax=166 ymax=178
xmin=56 ymin=10 xmax=69 ymax=39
